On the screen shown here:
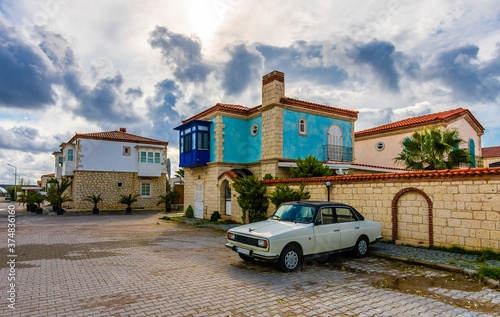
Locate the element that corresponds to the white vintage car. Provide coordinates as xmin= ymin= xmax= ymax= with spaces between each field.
xmin=226 ymin=201 xmax=383 ymax=272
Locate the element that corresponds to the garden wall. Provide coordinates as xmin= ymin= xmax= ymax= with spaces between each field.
xmin=262 ymin=167 xmax=500 ymax=251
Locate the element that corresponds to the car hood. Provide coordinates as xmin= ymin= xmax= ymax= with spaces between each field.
xmin=230 ymin=219 xmax=311 ymax=238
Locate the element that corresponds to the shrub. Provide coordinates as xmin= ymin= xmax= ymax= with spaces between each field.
xmin=232 ymin=175 xmax=268 ymax=223
xmin=268 ymin=183 xmax=311 ymax=208
xmin=477 ymin=267 xmax=500 ymax=281
xmin=290 ymin=155 xmax=333 ymax=178
xmin=185 ymin=205 xmax=194 ymax=218
xmin=263 ymin=173 xmax=273 ymax=180
xmin=210 ymin=211 xmax=221 ymax=222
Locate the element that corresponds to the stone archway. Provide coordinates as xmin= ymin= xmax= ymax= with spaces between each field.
xmin=392 ymin=187 xmax=434 ymax=246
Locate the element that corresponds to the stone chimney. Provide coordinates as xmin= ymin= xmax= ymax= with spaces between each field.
xmin=262 ymin=70 xmax=284 ymax=107
xmin=119 ymin=127 xmax=127 ymax=132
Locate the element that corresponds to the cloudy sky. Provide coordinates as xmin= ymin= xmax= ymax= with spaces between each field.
xmin=1 ymin=0 xmax=499 ymax=184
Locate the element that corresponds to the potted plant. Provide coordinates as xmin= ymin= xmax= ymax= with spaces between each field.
xmin=84 ymin=194 xmax=103 ymax=214
xmin=119 ymin=194 xmax=139 ymax=213
xmin=55 ymin=194 xmax=73 ymax=215
xmin=157 ymin=183 xmax=180 ymax=213
xmin=46 ymin=177 xmax=72 ymax=212
xmin=25 ymin=192 xmax=36 ymax=212
xmin=33 ymin=193 xmax=46 ymax=214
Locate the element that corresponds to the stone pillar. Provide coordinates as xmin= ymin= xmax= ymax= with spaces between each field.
xmin=262 ymin=70 xmax=285 ymax=108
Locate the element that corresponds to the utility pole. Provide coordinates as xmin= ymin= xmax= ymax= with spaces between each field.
xmin=7 ymin=164 xmax=17 ymax=201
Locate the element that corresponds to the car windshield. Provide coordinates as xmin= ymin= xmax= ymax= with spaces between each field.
xmin=270 ymin=204 xmax=315 ymax=223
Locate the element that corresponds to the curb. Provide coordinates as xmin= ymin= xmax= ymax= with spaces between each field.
xmin=372 ymin=251 xmax=499 ymax=289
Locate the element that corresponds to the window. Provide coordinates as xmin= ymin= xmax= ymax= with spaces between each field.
xmin=141 ymin=183 xmax=151 ymax=197
xmin=375 ymin=141 xmax=385 ymax=151
xmin=155 ymin=153 xmax=160 ymax=163
xmin=123 ymin=146 xmax=131 ymax=156
xmin=140 ymin=152 xmax=147 ymax=163
xmin=183 ymin=134 xmax=192 ymax=153
xmin=67 ymin=149 xmax=73 ymax=161
xmin=198 ymin=126 xmax=209 ymax=131
xmin=336 ymin=208 xmax=358 ymax=223
xmin=117 ymin=182 xmax=123 ymax=188
xmin=251 ymin=123 xmax=259 ymax=136
xmin=469 ymin=139 xmax=476 ymax=168
xmin=58 ymin=157 xmax=63 ymax=167
xmin=318 ymin=207 xmax=334 ymax=225
xmin=298 ymin=118 xmax=307 ymax=135
xmin=197 ymin=131 xmax=209 ymax=150
xmin=148 ymin=152 xmax=153 ymax=163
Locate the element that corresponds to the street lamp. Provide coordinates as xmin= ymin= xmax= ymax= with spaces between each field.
xmin=7 ymin=163 xmax=17 ymax=201
xmin=325 ymin=181 xmax=332 ymax=202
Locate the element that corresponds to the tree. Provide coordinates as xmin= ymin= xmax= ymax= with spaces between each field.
xmin=174 ymin=169 xmax=184 ymax=178
xmin=46 ymin=177 xmax=72 ymax=210
xmin=290 ymin=155 xmax=333 ymax=178
xmin=268 ymin=183 xmax=311 ymax=208
xmin=232 ymin=175 xmax=269 ymax=223
xmin=394 ymin=128 xmax=471 ymax=170
xmin=84 ymin=194 xmax=103 ymax=213
xmin=157 ymin=183 xmax=180 ymax=213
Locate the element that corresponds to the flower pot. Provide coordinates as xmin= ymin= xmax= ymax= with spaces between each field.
xmin=166 ymin=205 xmax=172 ymax=213
xmin=126 ymin=207 xmax=132 ymax=213
xmin=92 ymin=208 xmax=99 ymax=215
xmin=35 ymin=208 xmax=43 ymax=214
xmin=28 ymin=204 xmax=35 ymax=212
xmin=57 ymin=208 xmax=64 ymax=215
xmin=52 ymin=205 xmax=59 ymax=212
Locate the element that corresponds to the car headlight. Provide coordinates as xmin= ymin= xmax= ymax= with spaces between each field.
xmin=228 ymin=232 xmax=236 ymax=240
xmin=258 ymin=239 xmax=268 ymax=248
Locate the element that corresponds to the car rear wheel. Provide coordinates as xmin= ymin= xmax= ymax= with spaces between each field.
xmin=354 ymin=236 xmax=369 ymax=258
xmin=239 ymin=253 xmax=254 ymax=261
xmin=278 ymin=245 xmax=302 ymax=272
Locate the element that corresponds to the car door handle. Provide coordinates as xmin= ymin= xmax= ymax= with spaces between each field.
xmin=355 ymin=227 xmax=360 ymax=229
xmin=334 ymin=229 xmax=340 ymax=232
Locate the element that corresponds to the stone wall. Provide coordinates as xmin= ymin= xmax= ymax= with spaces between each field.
xmin=71 ymin=170 xmax=166 ymax=210
xmin=262 ymin=168 xmax=500 ymax=251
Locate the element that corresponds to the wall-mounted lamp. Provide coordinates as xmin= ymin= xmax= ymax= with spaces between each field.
xmin=325 ymin=181 xmax=332 ymax=202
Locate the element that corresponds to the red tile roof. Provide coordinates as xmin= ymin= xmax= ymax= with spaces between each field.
xmin=182 ymin=103 xmax=261 ymax=123
xmin=262 ymin=167 xmax=500 ymax=185
xmin=355 ymin=108 xmax=484 ymax=138
xmin=278 ymin=159 xmax=412 ymax=171
xmin=68 ymin=130 xmax=168 ymax=146
xmin=181 ymin=97 xmax=358 ymax=123
xmin=217 ymin=170 xmax=240 ymax=180
xmin=483 ymin=146 xmax=500 ymax=158
xmin=41 ymin=173 xmax=55 ymax=178
xmin=280 ymin=97 xmax=359 ymax=119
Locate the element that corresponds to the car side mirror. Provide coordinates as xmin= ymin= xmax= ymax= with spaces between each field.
xmin=315 ymin=219 xmax=323 ymax=225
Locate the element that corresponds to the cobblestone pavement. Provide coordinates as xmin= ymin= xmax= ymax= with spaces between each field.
xmin=372 ymin=243 xmax=500 ymax=270
xmin=0 ymin=209 xmax=499 ymax=316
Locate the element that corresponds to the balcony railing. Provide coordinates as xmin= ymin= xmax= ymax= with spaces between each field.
xmin=323 ymin=145 xmax=353 ymax=163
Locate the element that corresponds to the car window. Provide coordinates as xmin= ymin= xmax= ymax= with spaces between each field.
xmin=271 ymin=204 xmax=315 ymax=223
xmin=317 ymin=208 xmax=334 ymax=225
xmin=335 ymin=207 xmax=358 ymax=223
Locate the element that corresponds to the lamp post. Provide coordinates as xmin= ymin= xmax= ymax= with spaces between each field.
xmin=7 ymin=163 xmax=17 ymax=202
xmin=325 ymin=181 xmax=332 ymax=202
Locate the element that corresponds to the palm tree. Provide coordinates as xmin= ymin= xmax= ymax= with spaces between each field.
xmin=394 ymin=128 xmax=471 ymax=170
xmin=118 ymin=194 xmax=140 ymax=213
xmin=174 ymin=169 xmax=184 ymax=178
xmin=157 ymin=184 xmax=180 ymax=213
xmin=54 ymin=194 xmax=73 ymax=215
xmin=84 ymin=194 xmax=103 ymax=214
xmin=47 ymin=177 xmax=72 ymax=211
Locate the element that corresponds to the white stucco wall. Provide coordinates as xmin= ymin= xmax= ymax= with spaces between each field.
xmin=78 ymin=139 xmax=166 ymax=175
xmin=354 ymin=117 xmax=482 ymax=169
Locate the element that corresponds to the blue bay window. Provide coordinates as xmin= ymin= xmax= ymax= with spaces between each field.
xmin=174 ymin=120 xmax=212 ymax=167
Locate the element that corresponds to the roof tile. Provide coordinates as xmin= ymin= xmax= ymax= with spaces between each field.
xmin=482 ymin=146 xmax=500 ymax=158
xmin=68 ymin=130 xmax=168 ymax=146
xmin=355 ymin=108 xmax=484 ymax=138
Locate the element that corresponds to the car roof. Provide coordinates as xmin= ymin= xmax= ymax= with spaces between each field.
xmin=281 ymin=201 xmax=352 ymax=208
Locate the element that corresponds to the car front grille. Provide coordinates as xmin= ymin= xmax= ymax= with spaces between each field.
xmin=235 ymin=234 xmax=259 ymax=247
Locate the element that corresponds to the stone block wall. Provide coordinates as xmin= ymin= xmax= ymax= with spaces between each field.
xmin=262 ymin=168 xmax=500 ymax=251
xmin=71 ymin=170 xmax=166 ymax=210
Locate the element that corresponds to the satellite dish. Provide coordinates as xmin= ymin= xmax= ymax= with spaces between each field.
xmin=167 ymin=158 xmax=171 ymax=178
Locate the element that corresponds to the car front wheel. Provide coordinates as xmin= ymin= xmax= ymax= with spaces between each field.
xmin=278 ymin=245 xmax=302 ymax=272
xmin=354 ymin=236 xmax=369 ymax=258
